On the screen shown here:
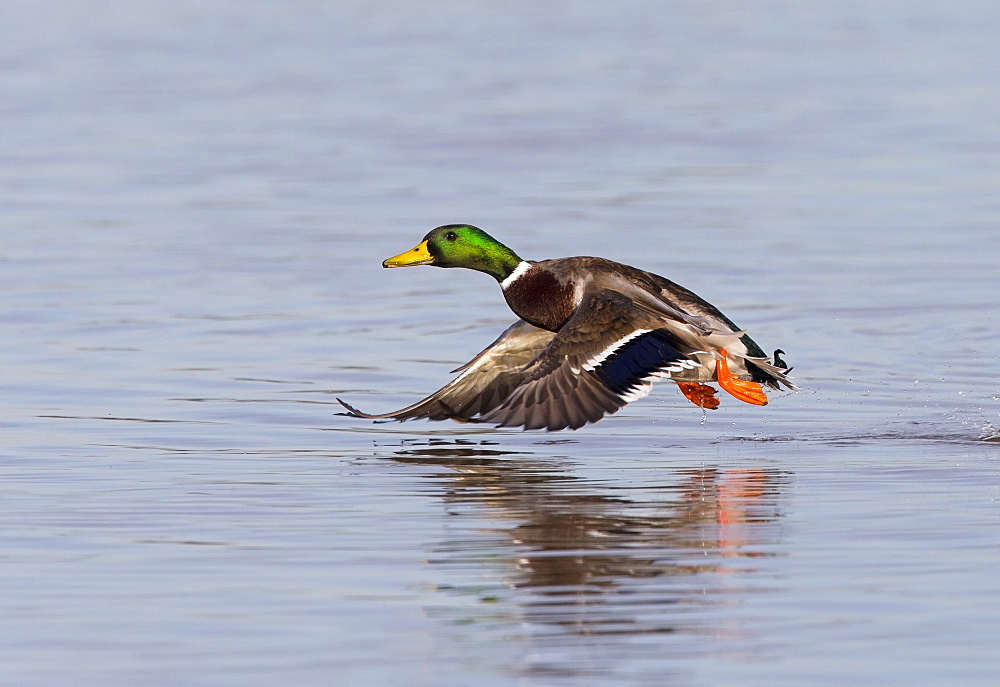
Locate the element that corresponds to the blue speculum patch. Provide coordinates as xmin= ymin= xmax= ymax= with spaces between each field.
xmin=593 ymin=330 xmax=688 ymax=395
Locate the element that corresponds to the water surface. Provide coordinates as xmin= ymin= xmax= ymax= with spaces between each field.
xmin=2 ymin=2 xmax=999 ymax=685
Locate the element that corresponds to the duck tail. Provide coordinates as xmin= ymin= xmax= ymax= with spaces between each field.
xmin=743 ymin=353 xmax=798 ymax=391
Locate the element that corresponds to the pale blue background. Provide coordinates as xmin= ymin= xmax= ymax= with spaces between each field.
xmin=2 ymin=2 xmax=999 ymax=685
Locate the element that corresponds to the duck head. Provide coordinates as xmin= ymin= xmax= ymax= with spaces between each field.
xmin=383 ymin=224 xmax=523 ymax=282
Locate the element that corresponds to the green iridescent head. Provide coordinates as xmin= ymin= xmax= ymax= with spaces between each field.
xmin=383 ymin=224 xmax=522 ymax=282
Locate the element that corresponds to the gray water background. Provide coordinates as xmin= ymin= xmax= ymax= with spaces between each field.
xmin=2 ymin=2 xmax=999 ymax=685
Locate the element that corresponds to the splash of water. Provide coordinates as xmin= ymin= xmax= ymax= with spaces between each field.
xmin=978 ymin=420 xmax=1000 ymax=442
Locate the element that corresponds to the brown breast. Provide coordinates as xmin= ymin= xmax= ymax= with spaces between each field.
xmin=502 ymin=265 xmax=577 ymax=332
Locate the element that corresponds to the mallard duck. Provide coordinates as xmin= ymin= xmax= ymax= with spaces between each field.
xmin=339 ymin=225 xmax=795 ymax=431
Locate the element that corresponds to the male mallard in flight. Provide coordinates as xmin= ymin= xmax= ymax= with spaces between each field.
xmin=339 ymin=225 xmax=794 ymax=431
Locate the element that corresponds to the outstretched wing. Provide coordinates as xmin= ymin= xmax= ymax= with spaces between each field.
xmin=337 ymin=320 xmax=555 ymax=422
xmin=480 ymin=290 xmax=712 ymax=431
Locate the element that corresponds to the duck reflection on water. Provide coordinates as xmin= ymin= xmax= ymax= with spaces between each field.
xmin=386 ymin=440 xmax=791 ymax=636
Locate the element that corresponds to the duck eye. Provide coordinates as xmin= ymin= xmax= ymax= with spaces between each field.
xmin=445 ymin=231 xmax=458 ymax=242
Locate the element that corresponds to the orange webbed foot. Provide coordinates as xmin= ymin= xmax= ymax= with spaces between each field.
xmin=715 ymin=349 xmax=769 ymax=406
xmin=676 ymin=382 xmax=721 ymax=410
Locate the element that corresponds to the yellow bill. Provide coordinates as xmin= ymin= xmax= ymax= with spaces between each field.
xmin=383 ymin=240 xmax=434 ymax=267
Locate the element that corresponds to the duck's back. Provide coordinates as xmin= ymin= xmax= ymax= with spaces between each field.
xmin=555 ymin=256 xmax=773 ymax=365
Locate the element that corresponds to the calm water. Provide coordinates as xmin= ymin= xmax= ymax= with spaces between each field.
xmin=3 ymin=2 xmax=999 ymax=685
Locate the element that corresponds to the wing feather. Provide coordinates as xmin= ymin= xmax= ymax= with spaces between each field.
xmin=337 ymin=320 xmax=554 ymax=422
xmin=481 ymin=291 xmax=711 ymax=430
